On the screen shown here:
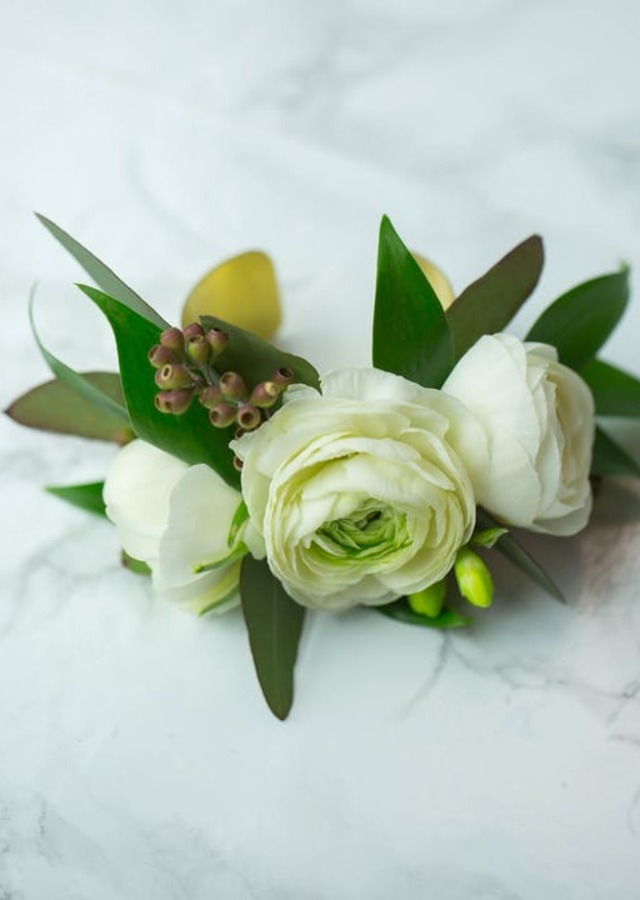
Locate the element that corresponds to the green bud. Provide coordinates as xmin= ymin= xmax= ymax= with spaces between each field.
xmin=408 ymin=580 xmax=446 ymax=618
xmin=233 ymin=455 xmax=244 ymax=472
xmin=159 ymin=327 xmax=185 ymax=356
xmin=206 ymin=328 xmax=229 ymax=358
xmin=272 ymin=366 xmax=294 ymax=389
xmin=209 ymin=403 xmax=237 ymax=428
xmin=183 ymin=322 xmax=204 ymax=342
xmin=219 ymin=371 xmax=248 ymax=401
xmin=155 ymin=364 xmax=194 ymax=390
xmin=186 ymin=334 xmax=211 ymax=366
xmin=155 ymin=389 xmax=193 ymax=415
xmin=148 ymin=344 xmax=176 ymax=369
xmin=199 ymin=384 xmax=222 ymax=409
xmin=250 ymin=381 xmax=279 ymax=408
xmin=454 ymin=547 xmax=494 ymax=609
xmin=236 ymin=403 xmax=261 ymax=431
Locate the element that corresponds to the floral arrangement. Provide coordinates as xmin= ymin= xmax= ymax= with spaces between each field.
xmin=7 ymin=215 xmax=640 ymax=719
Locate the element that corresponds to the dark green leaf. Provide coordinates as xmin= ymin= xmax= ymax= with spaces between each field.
xmin=372 ymin=216 xmax=454 ymax=388
xmin=122 ymin=550 xmax=152 ymax=576
xmin=240 ymin=556 xmax=305 ymax=721
xmin=580 ymin=358 xmax=640 ymax=418
xmin=28 ymin=288 xmax=131 ymax=434
xmin=476 ymin=508 xmax=565 ymax=603
xmin=36 ymin=214 xmax=169 ymax=330
xmin=5 ymin=372 xmax=131 ymax=442
xmin=199 ymin=316 xmax=320 ymax=391
xmin=45 ymin=481 xmax=106 ymax=517
xmin=77 ymin=284 xmax=240 ymax=489
xmin=591 ymin=426 xmax=640 ymax=477
xmin=376 ymin=599 xmax=470 ymax=629
xmin=448 ymin=235 xmax=544 ymax=360
xmin=526 ymin=267 xmax=630 ymax=370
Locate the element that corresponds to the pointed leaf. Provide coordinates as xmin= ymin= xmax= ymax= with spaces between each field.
xmin=199 ymin=315 xmax=320 ymax=390
xmin=5 ymin=371 xmax=131 ymax=442
xmin=373 ymin=216 xmax=454 ymax=388
xmin=376 ymin=599 xmax=470 ymax=629
xmin=526 ymin=267 xmax=630 ymax=370
xmin=183 ymin=251 xmax=282 ymax=341
xmin=36 ymin=214 xmax=169 ymax=330
xmin=77 ymin=284 xmax=240 ymax=489
xmin=447 ymin=235 xmax=544 ymax=360
xmin=476 ymin=509 xmax=565 ymax=603
xmin=580 ymin=358 xmax=640 ymax=418
xmin=591 ymin=426 xmax=640 ymax=477
xmin=45 ymin=481 xmax=106 ymax=517
xmin=240 ymin=556 xmax=305 ymax=721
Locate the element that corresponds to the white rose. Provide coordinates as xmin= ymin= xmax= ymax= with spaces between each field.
xmin=103 ymin=440 xmax=243 ymax=614
xmin=442 ymin=333 xmax=595 ymax=535
xmin=232 ymin=368 xmax=479 ymax=611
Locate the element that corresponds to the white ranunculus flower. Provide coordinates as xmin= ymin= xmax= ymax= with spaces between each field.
xmin=442 ymin=333 xmax=595 ymax=536
xmin=232 ymin=368 xmax=480 ymax=611
xmin=103 ymin=440 xmax=243 ymax=614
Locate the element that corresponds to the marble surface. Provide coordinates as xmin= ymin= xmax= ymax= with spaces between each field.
xmin=2 ymin=0 xmax=640 ymax=897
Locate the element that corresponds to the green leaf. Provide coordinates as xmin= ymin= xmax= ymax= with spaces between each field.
xmin=27 ymin=288 xmax=131 ymax=436
xmin=372 ymin=215 xmax=454 ymax=388
xmin=45 ymin=481 xmax=106 ymax=517
xmin=591 ymin=426 xmax=640 ymax=477
xmin=36 ymin=214 xmax=169 ymax=330
xmin=199 ymin=316 xmax=320 ymax=391
xmin=580 ymin=358 xmax=640 ymax=418
xmin=122 ymin=550 xmax=152 ymax=576
xmin=476 ymin=508 xmax=565 ymax=603
xmin=376 ymin=599 xmax=470 ymax=629
xmin=5 ymin=372 xmax=132 ymax=442
xmin=447 ymin=235 xmax=544 ymax=360
xmin=77 ymin=284 xmax=240 ymax=489
xmin=526 ymin=267 xmax=630 ymax=370
xmin=240 ymin=556 xmax=305 ymax=721
xmin=471 ymin=527 xmax=508 ymax=549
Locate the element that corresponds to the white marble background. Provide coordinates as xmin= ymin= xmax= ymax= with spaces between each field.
xmin=1 ymin=0 xmax=640 ymax=897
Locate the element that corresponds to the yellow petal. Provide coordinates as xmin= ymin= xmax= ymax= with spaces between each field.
xmin=182 ymin=251 xmax=282 ymax=341
xmin=412 ymin=252 xmax=455 ymax=311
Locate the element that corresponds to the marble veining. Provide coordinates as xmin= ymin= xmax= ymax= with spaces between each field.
xmin=2 ymin=0 xmax=640 ymax=897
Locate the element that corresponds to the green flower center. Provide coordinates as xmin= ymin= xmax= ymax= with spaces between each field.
xmin=311 ymin=500 xmax=410 ymax=564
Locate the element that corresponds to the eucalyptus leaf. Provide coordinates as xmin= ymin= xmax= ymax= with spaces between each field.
xmin=448 ymin=235 xmax=544 ymax=360
xmin=36 ymin=214 xmax=168 ymax=330
xmin=199 ymin=315 xmax=320 ymax=391
xmin=373 ymin=216 xmax=454 ymax=388
xmin=5 ymin=371 xmax=131 ymax=442
xmin=45 ymin=481 xmax=107 ymax=517
xmin=240 ymin=556 xmax=305 ymax=721
xmin=580 ymin=358 xmax=640 ymax=418
xmin=77 ymin=284 xmax=240 ymax=489
xmin=376 ymin=599 xmax=470 ymax=630
xmin=476 ymin=509 xmax=565 ymax=603
xmin=526 ymin=267 xmax=630 ymax=370
xmin=591 ymin=426 xmax=640 ymax=477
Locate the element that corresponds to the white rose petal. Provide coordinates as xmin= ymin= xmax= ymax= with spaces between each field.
xmin=232 ymin=367 xmax=480 ymax=611
xmin=443 ymin=333 xmax=595 ymax=535
xmin=104 ymin=440 xmax=243 ymax=614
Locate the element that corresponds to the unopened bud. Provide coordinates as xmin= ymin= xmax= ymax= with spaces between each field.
xmin=183 ymin=322 xmax=204 ymax=342
xmin=155 ymin=389 xmax=193 ymax=415
xmin=454 ymin=547 xmax=494 ymax=609
xmin=206 ymin=328 xmax=229 ymax=358
xmin=155 ymin=364 xmax=194 ymax=390
xmin=199 ymin=385 xmax=222 ymax=409
xmin=219 ymin=371 xmax=247 ymax=401
xmin=272 ymin=367 xmax=295 ymax=389
xmin=233 ymin=455 xmax=244 ymax=472
xmin=186 ymin=334 xmax=210 ymax=366
xmin=408 ymin=580 xmax=446 ymax=618
xmin=209 ymin=403 xmax=237 ymax=428
xmin=250 ymin=381 xmax=280 ymax=408
xmin=148 ymin=344 xmax=176 ymax=369
xmin=236 ymin=403 xmax=261 ymax=431
xmin=159 ymin=327 xmax=185 ymax=356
